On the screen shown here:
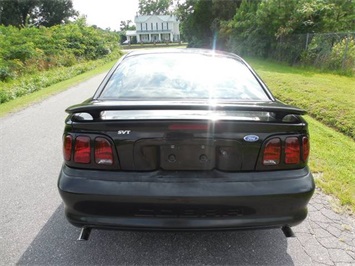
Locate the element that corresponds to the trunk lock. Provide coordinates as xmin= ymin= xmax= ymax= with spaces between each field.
xmin=168 ymin=154 xmax=176 ymax=163
xmin=199 ymin=154 xmax=208 ymax=163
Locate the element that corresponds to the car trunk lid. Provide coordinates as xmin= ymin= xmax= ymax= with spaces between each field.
xmin=66 ymin=100 xmax=307 ymax=171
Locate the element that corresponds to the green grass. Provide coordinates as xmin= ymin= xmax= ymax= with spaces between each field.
xmin=0 ymin=59 xmax=117 ymax=117
xmin=248 ymin=57 xmax=355 ymax=212
xmin=307 ymin=115 xmax=355 ymax=212
xmin=246 ymin=58 xmax=355 ymax=140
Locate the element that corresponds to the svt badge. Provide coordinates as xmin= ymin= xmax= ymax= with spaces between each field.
xmin=117 ymin=130 xmax=131 ymax=135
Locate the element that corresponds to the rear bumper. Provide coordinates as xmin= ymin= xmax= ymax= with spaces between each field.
xmin=58 ymin=165 xmax=315 ymax=231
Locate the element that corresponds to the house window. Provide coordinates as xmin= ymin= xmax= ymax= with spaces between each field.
xmin=162 ymin=22 xmax=164 ymax=30
xmin=166 ymin=22 xmax=169 ymax=30
xmin=156 ymin=22 xmax=158 ymax=30
xmin=151 ymin=23 xmax=153 ymax=30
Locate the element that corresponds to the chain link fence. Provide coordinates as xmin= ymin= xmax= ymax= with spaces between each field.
xmin=227 ymin=32 xmax=355 ymax=74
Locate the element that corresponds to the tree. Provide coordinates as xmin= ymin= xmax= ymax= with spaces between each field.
xmin=313 ymin=0 xmax=355 ymax=32
xmin=177 ymin=0 xmax=242 ymax=47
xmin=34 ymin=0 xmax=78 ymax=27
xmin=0 ymin=0 xmax=77 ymax=27
xmin=224 ymin=0 xmax=355 ymax=63
xmin=180 ymin=0 xmax=214 ymax=47
xmin=120 ymin=20 xmax=135 ymax=31
xmin=0 ymin=0 xmax=39 ymax=27
xmin=138 ymin=0 xmax=173 ymax=15
xmin=211 ymin=0 xmax=242 ymax=21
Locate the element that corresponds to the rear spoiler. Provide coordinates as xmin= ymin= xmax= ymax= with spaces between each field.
xmin=66 ymin=100 xmax=306 ymax=121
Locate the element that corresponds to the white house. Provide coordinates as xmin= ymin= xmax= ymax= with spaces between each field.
xmin=127 ymin=15 xmax=180 ymax=43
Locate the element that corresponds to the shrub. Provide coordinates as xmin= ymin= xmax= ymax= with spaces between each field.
xmin=0 ymin=50 xmax=122 ymax=104
xmin=300 ymin=34 xmax=355 ymax=74
xmin=0 ymin=65 xmax=13 ymax=81
xmin=328 ymin=37 xmax=355 ymax=71
xmin=0 ymin=20 xmax=120 ymax=83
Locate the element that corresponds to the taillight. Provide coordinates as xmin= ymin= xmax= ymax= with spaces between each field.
xmin=302 ymin=136 xmax=310 ymax=161
xmin=263 ymin=138 xmax=281 ymax=165
xmin=74 ymin=136 xmax=91 ymax=164
xmin=63 ymin=135 xmax=72 ymax=161
xmin=95 ymin=137 xmax=113 ymax=165
xmin=285 ymin=137 xmax=300 ymax=164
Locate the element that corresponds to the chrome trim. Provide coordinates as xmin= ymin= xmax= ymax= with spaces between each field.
xmin=100 ymin=110 xmax=274 ymax=121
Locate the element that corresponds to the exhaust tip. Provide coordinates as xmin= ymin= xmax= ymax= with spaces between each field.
xmin=78 ymin=227 xmax=92 ymax=241
xmin=282 ymin=226 xmax=295 ymax=238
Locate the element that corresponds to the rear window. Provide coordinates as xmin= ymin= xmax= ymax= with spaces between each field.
xmin=99 ymin=53 xmax=270 ymax=101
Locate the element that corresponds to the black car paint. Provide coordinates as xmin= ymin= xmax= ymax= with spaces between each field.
xmin=59 ymin=165 xmax=314 ymax=230
xmin=58 ymin=49 xmax=315 ymax=231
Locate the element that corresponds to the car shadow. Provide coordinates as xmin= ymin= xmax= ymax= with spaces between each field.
xmin=18 ymin=204 xmax=294 ymax=265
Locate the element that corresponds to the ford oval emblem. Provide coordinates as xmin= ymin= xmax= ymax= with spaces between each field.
xmin=244 ymin=135 xmax=259 ymax=142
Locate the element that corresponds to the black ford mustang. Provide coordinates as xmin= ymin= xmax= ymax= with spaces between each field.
xmin=58 ymin=49 xmax=314 ymax=239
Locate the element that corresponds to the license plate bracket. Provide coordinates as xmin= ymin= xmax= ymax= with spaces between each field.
xmin=160 ymin=142 xmax=215 ymax=170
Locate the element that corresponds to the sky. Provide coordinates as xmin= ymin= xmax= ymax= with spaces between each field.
xmin=72 ymin=0 xmax=139 ymax=31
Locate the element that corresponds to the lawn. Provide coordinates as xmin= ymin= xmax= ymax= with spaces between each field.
xmin=307 ymin=115 xmax=355 ymax=211
xmin=246 ymin=58 xmax=355 ymax=140
xmin=248 ymin=58 xmax=355 ymax=212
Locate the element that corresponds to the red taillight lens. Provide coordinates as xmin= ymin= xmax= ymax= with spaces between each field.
xmin=95 ymin=138 xmax=113 ymax=165
xmin=285 ymin=137 xmax=300 ymax=164
xmin=74 ymin=136 xmax=91 ymax=164
xmin=63 ymin=135 xmax=72 ymax=161
xmin=302 ymin=136 xmax=310 ymax=162
xmin=263 ymin=138 xmax=281 ymax=165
